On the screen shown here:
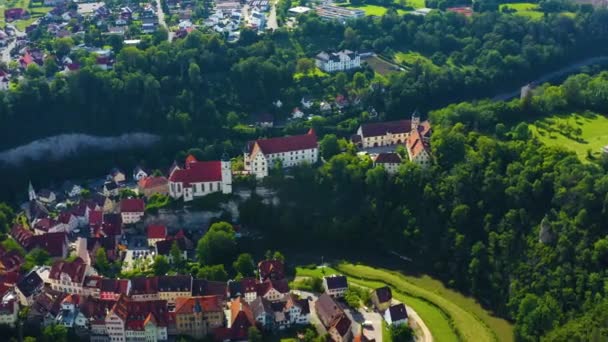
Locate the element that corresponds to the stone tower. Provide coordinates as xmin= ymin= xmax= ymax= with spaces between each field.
xmin=221 ymin=153 xmax=232 ymax=194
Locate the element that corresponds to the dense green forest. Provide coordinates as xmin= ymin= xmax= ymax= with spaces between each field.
xmin=2 ymin=6 xmax=608 ymax=150
xmin=239 ymin=71 xmax=608 ymax=341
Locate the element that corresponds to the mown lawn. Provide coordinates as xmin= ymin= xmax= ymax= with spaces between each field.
xmin=394 ymin=51 xmax=440 ymax=71
xmin=334 ymin=263 xmax=514 ymax=342
xmin=500 ymin=2 xmax=544 ymax=19
xmin=529 ymin=111 xmax=608 ymax=161
xmin=295 ymin=265 xmax=460 ymax=342
xmin=294 ymin=67 xmax=328 ymax=80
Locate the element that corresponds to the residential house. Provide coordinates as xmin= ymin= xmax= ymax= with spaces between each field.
xmin=120 ymin=198 xmax=145 ymax=224
xmin=0 ymin=297 xmax=18 ymax=327
xmin=155 ymin=236 xmax=189 ymax=262
xmin=15 ymin=270 xmax=44 ymax=305
xmin=191 ymin=279 xmax=227 ymax=299
xmin=371 ymin=286 xmax=392 ymax=312
xmin=0 ymin=250 xmax=24 ymax=273
xmin=49 ymin=258 xmax=91 ymax=294
xmin=132 ymin=166 xmax=148 ymax=181
xmin=105 ymin=295 xmax=169 ymax=342
xmin=138 ymin=176 xmax=169 ymax=198
xmin=240 ymin=277 xmax=258 ymax=303
xmin=224 ymin=297 xmax=255 ymax=341
xmin=80 ymin=296 xmax=113 ymax=337
xmin=37 ymin=189 xmax=56 ymax=204
xmin=315 ymin=50 xmax=361 ymax=72
xmin=30 ymin=232 xmax=69 ymax=259
xmin=100 ymin=279 xmax=131 ymax=301
xmin=130 ymin=277 xmax=159 ymax=301
xmin=33 ymin=218 xmax=62 ymax=235
xmin=252 ymin=294 xmax=310 ymax=331
xmin=323 ymin=275 xmax=348 ymax=298
xmin=168 ymin=156 xmax=232 ymax=201
xmin=291 ymin=107 xmax=304 ymax=119
xmin=103 ymin=181 xmax=120 ymax=197
xmin=109 ymin=168 xmax=125 ymax=183
xmin=174 ymin=295 xmax=224 ymax=339
xmin=244 ymin=129 xmax=319 ymax=179
xmin=82 ymin=275 xmax=103 ymax=298
xmin=254 ymin=113 xmax=274 ymax=128
xmin=55 ymin=294 xmax=81 ymax=327
xmin=57 ymin=211 xmax=79 ymax=232
xmin=256 ymin=279 xmax=289 ymax=302
xmin=258 ymin=259 xmax=285 ymax=281
xmin=320 ymin=101 xmax=332 ymax=113
xmin=157 ymin=275 xmax=192 ymax=305
xmin=384 ymin=303 xmax=408 ymax=326
xmin=28 ymin=288 xmax=67 ymax=327
xmin=373 ymin=153 xmax=402 ymax=174
xmin=147 ymin=225 xmax=167 ymax=247
xmin=250 ymin=296 xmax=273 ymax=330
xmin=316 ymin=294 xmax=352 ymax=342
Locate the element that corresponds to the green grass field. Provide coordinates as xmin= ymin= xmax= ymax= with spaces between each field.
xmin=529 ymin=112 xmax=608 ymax=160
xmin=293 ymin=67 xmax=328 ymax=80
xmin=394 ymin=51 xmax=440 ymax=71
xmin=296 ymin=263 xmax=514 ymax=342
xmin=499 ymin=2 xmax=544 ymax=19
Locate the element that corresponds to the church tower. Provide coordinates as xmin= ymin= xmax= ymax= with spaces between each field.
xmin=28 ymin=181 xmax=37 ymax=201
xmin=221 ymin=153 xmax=232 ymax=194
xmin=411 ymin=110 xmax=421 ymax=132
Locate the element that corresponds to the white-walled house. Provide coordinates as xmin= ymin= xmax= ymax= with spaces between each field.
xmin=168 ymin=157 xmax=232 ymax=202
xmin=373 ymin=153 xmax=402 ymax=174
xmin=244 ymin=129 xmax=318 ymax=179
xmin=323 ymin=275 xmax=348 ymax=298
xmin=353 ymin=112 xmax=430 ymax=149
xmin=120 ymin=199 xmax=145 ymax=224
xmin=315 ymin=50 xmax=361 ymax=72
xmin=384 ymin=303 xmax=408 ymax=326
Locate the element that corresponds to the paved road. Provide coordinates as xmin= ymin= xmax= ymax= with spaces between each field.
xmin=2 ymin=25 xmax=26 ymax=64
xmin=155 ymin=0 xmax=173 ymax=41
xmin=267 ymin=0 xmax=278 ymax=30
xmin=407 ymin=305 xmax=432 ymax=342
xmin=492 ymin=56 xmax=608 ymax=101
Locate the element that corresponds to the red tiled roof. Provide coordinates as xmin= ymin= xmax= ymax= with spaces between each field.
xmin=251 ymin=130 xmax=317 ymax=155
xmin=100 ymin=279 xmax=130 ymax=296
xmin=147 ymin=225 xmax=167 ymax=239
xmin=131 ymin=277 xmax=159 ymax=295
xmin=175 ymin=295 xmax=222 ymax=314
xmin=230 ymin=297 xmax=255 ymax=330
xmin=258 ymin=259 xmax=285 ymax=281
xmin=49 ymin=257 xmax=87 ymax=283
xmin=33 ymin=218 xmax=59 ymax=232
xmin=0 ymin=271 xmax=19 ymax=286
xmin=333 ymin=315 xmax=352 ymax=336
xmin=89 ymin=210 xmax=103 ymax=226
xmin=83 ymin=275 xmax=103 ymax=289
xmin=407 ymin=130 xmax=430 ymax=159
xmin=0 ymin=250 xmax=24 ymax=272
xmin=62 ymin=294 xmax=81 ymax=305
xmin=11 ymin=224 xmax=33 ymax=248
xmin=256 ymin=279 xmax=289 ymax=297
xmin=169 ymin=161 xmax=222 ymax=184
xmin=375 ymin=153 xmax=401 ymax=164
xmin=138 ymin=176 xmax=168 ymax=189
xmin=360 ymin=120 xmax=411 ymax=138
xmin=120 ymin=198 xmax=144 ymax=213
xmin=19 ymin=53 xmax=33 ymax=66
xmin=30 ymin=232 xmax=67 ymax=257
xmin=111 ymin=295 xmax=169 ymax=327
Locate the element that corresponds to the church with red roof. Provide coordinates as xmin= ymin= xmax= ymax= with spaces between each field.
xmin=244 ymin=128 xmax=319 ymax=179
xmin=168 ymin=155 xmax=232 ymax=202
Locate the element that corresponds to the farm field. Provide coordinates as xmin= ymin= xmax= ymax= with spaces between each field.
xmin=296 ymin=262 xmax=514 ymax=342
xmin=499 ymin=2 xmax=544 ymax=19
xmin=529 ymin=111 xmax=608 ymax=160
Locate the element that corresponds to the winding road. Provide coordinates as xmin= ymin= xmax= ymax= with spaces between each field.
xmin=492 ymin=56 xmax=608 ymax=101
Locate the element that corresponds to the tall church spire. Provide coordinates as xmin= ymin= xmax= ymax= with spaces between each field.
xmin=28 ymin=181 xmax=36 ymax=201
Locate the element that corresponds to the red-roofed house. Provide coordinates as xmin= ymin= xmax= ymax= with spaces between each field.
xmin=0 ymin=250 xmax=24 ymax=273
xmin=258 ymin=259 xmax=285 ymax=281
xmin=174 ymin=296 xmax=224 ymax=338
xmin=147 ymin=225 xmax=167 ymax=247
xmin=406 ymin=117 xmax=432 ymax=168
xmin=120 ymin=198 xmax=145 ymax=224
xmin=105 ymin=295 xmax=169 ymax=341
xmin=227 ymin=297 xmax=255 ymax=340
xmin=138 ymin=176 xmax=169 ymax=198
xmin=30 ymin=232 xmax=69 ymax=258
xmin=100 ymin=279 xmax=131 ymax=301
xmin=168 ymin=160 xmax=232 ymax=202
xmin=373 ymin=152 xmax=402 ymax=174
xmin=49 ymin=258 xmax=91 ymax=294
xmin=244 ymin=129 xmax=318 ymax=179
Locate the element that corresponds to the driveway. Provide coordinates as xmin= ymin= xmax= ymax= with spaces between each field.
xmin=267 ymin=0 xmax=278 ymax=30
xmin=291 ymin=290 xmax=327 ymax=336
xmin=340 ymin=301 xmax=383 ymax=342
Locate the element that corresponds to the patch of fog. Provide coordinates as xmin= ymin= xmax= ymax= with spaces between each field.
xmin=0 ymin=133 xmax=161 ymax=166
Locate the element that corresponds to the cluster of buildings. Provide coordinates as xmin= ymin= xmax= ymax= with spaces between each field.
xmin=315 ymin=4 xmax=365 ymax=22
xmin=0 ymin=257 xmax=315 ymax=341
xmin=353 ymin=112 xmax=433 ymax=169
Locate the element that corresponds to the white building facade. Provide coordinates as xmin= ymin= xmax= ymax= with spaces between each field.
xmin=244 ymin=129 xmax=318 ymax=179
xmin=315 ymin=50 xmax=361 ymax=72
xmin=168 ymin=159 xmax=232 ymax=202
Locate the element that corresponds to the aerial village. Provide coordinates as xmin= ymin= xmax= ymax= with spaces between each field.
xmin=0 ymin=104 xmax=431 ymax=341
